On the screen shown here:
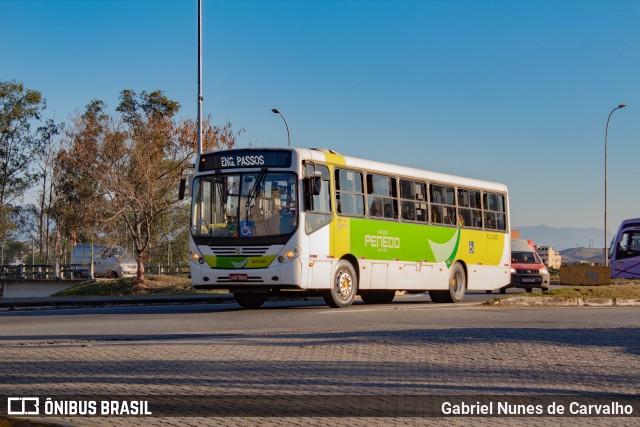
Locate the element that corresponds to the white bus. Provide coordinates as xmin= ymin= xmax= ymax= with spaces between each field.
xmin=188 ymin=148 xmax=511 ymax=308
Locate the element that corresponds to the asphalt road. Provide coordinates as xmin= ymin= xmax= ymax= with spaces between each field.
xmin=0 ymin=291 xmax=638 ymax=426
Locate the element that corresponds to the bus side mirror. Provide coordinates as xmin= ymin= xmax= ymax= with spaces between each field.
xmin=178 ymin=163 xmax=195 ymax=200
xmin=178 ymin=178 xmax=186 ymax=200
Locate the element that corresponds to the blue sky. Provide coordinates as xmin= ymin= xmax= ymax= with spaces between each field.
xmin=2 ymin=0 xmax=638 ymax=242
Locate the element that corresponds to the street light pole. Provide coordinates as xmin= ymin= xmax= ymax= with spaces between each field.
xmin=604 ymin=103 xmax=628 ymax=267
xmin=272 ymin=108 xmax=290 ymax=148
xmin=197 ymin=0 xmax=203 ymax=156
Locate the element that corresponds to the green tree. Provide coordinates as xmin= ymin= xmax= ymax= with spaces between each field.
xmin=0 ymin=239 xmax=30 ymax=265
xmin=0 ymin=80 xmax=47 ymax=240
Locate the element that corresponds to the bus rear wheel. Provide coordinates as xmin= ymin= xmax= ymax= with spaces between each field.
xmin=360 ymin=290 xmax=395 ymax=304
xmin=429 ymin=262 xmax=466 ymax=303
xmin=234 ymin=292 xmax=268 ymax=309
xmin=323 ymin=260 xmax=358 ymax=308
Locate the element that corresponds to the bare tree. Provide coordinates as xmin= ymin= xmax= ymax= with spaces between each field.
xmin=53 ymin=100 xmax=106 ymax=249
xmin=57 ymin=90 xmax=241 ymax=282
xmin=34 ymin=120 xmax=63 ymax=263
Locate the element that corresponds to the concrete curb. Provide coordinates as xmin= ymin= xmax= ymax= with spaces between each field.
xmin=4 ymin=294 xmax=640 ymax=311
xmin=487 ymin=296 xmax=640 ymax=307
xmin=0 ymin=294 xmax=236 ymax=312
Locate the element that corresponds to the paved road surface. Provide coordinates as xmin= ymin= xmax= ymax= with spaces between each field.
xmin=1 ymin=294 xmax=638 ymax=426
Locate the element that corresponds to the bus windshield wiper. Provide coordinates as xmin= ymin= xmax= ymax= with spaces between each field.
xmin=245 ymin=168 xmax=267 ymax=222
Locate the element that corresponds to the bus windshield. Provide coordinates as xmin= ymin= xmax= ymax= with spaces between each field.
xmin=191 ymin=172 xmax=298 ymax=238
xmin=615 ymin=230 xmax=640 ymax=260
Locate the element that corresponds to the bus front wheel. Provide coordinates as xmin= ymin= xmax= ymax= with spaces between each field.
xmin=323 ymin=260 xmax=358 ymax=308
xmin=234 ymin=292 xmax=268 ymax=309
xmin=429 ymin=262 xmax=466 ymax=303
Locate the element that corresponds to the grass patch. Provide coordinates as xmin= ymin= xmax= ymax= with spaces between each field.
xmin=52 ymin=274 xmax=227 ymax=297
xmin=519 ymin=283 xmax=640 ymax=299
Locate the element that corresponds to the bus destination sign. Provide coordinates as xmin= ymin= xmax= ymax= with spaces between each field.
xmin=200 ymin=150 xmax=292 ymax=171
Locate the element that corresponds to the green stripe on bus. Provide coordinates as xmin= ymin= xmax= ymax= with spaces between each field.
xmin=344 ymin=219 xmax=504 ymax=266
xmin=349 ymin=219 xmax=459 ymax=263
xmin=202 ymin=255 xmax=278 ymax=269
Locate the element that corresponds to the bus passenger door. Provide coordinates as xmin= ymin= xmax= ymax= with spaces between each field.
xmin=306 ymin=224 xmax=334 ymax=288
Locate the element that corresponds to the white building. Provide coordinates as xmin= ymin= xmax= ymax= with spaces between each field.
xmin=535 ymin=245 xmax=562 ymax=269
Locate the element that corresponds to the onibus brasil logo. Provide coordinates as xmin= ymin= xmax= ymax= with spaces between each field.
xmin=6 ymin=397 xmax=152 ymax=416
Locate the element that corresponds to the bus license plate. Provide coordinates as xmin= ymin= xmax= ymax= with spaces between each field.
xmin=521 ymin=278 xmax=535 ymax=283
xmin=229 ymin=274 xmax=248 ymax=281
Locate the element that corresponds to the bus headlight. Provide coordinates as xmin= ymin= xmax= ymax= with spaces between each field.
xmin=191 ymin=251 xmax=205 ymax=264
xmin=510 ymin=267 xmax=517 ymax=274
xmin=539 ymin=267 xmax=549 ymax=274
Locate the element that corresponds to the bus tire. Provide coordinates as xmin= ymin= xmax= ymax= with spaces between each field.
xmin=360 ymin=290 xmax=395 ymax=304
xmin=234 ymin=292 xmax=268 ymax=309
xmin=429 ymin=262 xmax=466 ymax=303
xmin=323 ymin=260 xmax=358 ymax=308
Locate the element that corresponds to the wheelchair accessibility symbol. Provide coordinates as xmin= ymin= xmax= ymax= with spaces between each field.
xmin=239 ymin=221 xmax=254 ymax=237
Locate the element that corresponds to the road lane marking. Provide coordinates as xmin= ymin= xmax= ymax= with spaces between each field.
xmin=318 ymin=302 xmax=482 ymax=314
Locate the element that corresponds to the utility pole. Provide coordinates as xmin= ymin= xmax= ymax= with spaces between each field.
xmin=197 ymin=0 xmax=203 ymax=156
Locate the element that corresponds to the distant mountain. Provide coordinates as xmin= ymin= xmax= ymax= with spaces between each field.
xmin=514 ymin=225 xmax=613 ymax=251
xmin=559 ymin=247 xmax=605 ymax=265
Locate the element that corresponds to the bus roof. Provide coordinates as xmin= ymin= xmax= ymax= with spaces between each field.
xmin=618 ymin=218 xmax=640 ymax=229
xmin=299 ymin=147 xmax=508 ymax=193
xmin=200 ymin=147 xmax=509 ymax=193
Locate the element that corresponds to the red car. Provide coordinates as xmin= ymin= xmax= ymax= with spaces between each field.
xmin=502 ymin=239 xmax=550 ymax=293
xmin=507 ymin=250 xmax=550 ymax=293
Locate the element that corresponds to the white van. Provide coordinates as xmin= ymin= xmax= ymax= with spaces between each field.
xmin=71 ymin=244 xmax=137 ymax=278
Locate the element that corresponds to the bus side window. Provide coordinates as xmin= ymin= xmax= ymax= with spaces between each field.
xmin=430 ymin=184 xmax=456 ymax=226
xmin=399 ymin=179 xmax=426 ymax=223
xmin=383 ymin=201 xmax=396 ymax=219
xmin=401 ymin=201 xmax=415 ymax=221
xmin=483 ymin=192 xmax=507 ymax=231
xmin=616 ymin=232 xmax=640 ymax=260
xmin=304 ymin=163 xmax=331 ymax=213
xmin=335 ymin=168 xmax=364 ymax=217
xmin=432 ymin=205 xmax=442 ymax=224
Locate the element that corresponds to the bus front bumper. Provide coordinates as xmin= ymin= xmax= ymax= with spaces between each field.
xmin=190 ymin=258 xmax=303 ymax=290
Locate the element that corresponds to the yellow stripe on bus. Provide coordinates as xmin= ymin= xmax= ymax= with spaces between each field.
xmin=323 ymin=151 xmax=346 ymax=166
xmin=323 ymin=152 xmax=346 ymax=258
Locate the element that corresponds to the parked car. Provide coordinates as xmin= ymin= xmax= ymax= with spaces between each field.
xmin=71 ymin=244 xmax=137 ymax=278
